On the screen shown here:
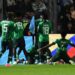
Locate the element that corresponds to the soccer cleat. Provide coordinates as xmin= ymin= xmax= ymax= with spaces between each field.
xmin=25 ymin=61 xmax=28 ymax=64
xmin=23 ymin=60 xmax=28 ymax=64
xmin=69 ymin=60 xmax=75 ymax=65
xmin=35 ymin=59 xmax=38 ymax=64
xmin=47 ymin=59 xmax=50 ymax=64
xmin=49 ymin=62 xmax=56 ymax=65
xmin=9 ymin=61 xmax=12 ymax=64
xmin=38 ymin=62 xmax=43 ymax=65
xmin=13 ymin=61 xmax=17 ymax=65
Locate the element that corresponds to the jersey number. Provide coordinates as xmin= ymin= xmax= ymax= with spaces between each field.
xmin=43 ymin=26 xmax=49 ymax=34
xmin=17 ymin=22 xmax=23 ymax=30
xmin=2 ymin=24 xmax=8 ymax=32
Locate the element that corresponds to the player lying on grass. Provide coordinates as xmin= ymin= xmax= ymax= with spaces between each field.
xmin=38 ymin=33 xmax=75 ymax=64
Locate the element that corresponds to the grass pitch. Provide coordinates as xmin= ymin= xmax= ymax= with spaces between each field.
xmin=0 ymin=64 xmax=75 ymax=75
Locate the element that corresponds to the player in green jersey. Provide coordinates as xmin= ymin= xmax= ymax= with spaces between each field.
xmin=0 ymin=14 xmax=15 ymax=64
xmin=36 ymin=15 xmax=53 ymax=64
xmin=38 ymin=33 xmax=75 ymax=64
xmin=13 ymin=17 xmax=28 ymax=63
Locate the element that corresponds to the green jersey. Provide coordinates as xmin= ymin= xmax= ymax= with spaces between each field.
xmin=14 ymin=21 xmax=24 ymax=40
xmin=22 ymin=19 xmax=28 ymax=29
xmin=0 ymin=20 xmax=14 ymax=41
xmin=55 ymin=39 xmax=72 ymax=52
xmin=36 ymin=19 xmax=53 ymax=42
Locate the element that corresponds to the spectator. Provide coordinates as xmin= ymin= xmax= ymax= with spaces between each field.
xmin=58 ymin=0 xmax=73 ymax=7
xmin=32 ymin=0 xmax=46 ymax=11
xmin=6 ymin=0 xmax=16 ymax=12
xmin=67 ymin=22 xmax=73 ymax=33
xmin=58 ymin=1 xmax=75 ymax=33
xmin=71 ymin=10 xmax=75 ymax=32
xmin=32 ymin=0 xmax=47 ymax=16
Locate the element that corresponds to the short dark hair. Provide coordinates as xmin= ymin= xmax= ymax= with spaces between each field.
xmin=61 ymin=33 xmax=67 ymax=38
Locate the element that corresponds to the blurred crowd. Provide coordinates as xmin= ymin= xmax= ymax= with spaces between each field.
xmin=4 ymin=0 xmax=49 ymax=19
xmin=2 ymin=0 xmax=75 ymax=33
xmin=57 ymin=0 xmax=75 ymax=33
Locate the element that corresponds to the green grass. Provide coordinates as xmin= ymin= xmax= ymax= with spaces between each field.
xmin=0 ymin=64 xmax=75 ymax=75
